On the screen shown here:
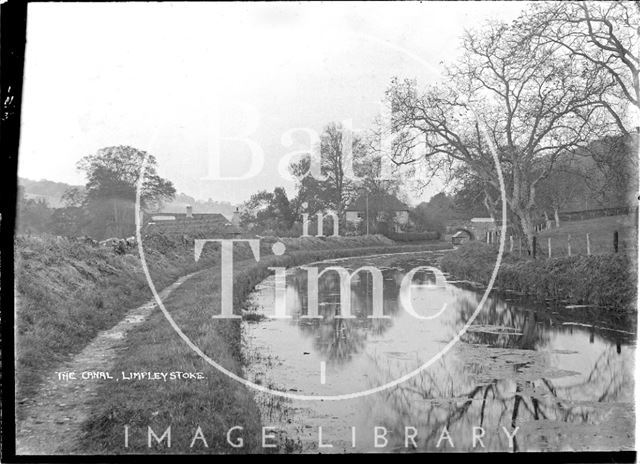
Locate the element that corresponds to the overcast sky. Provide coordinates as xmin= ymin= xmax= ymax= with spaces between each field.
xmin=18 ymin=1 xmax=529 ymax=205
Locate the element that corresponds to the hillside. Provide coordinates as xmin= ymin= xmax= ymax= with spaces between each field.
xmin=19 ymin=177 xmax=82 ymax=208
xmin=18 ymin=177 xmax=235 ymax=218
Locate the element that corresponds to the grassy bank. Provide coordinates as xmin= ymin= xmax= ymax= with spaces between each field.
xmin=14 ymin=234 xmax=220 ymax=401
xmin=441 ymin=241 xmax=637 ymax=311
xmin=15 ymin=233 xmax=448 ymax=402
xmin=76 ymin=240 xmax=451 ymax=454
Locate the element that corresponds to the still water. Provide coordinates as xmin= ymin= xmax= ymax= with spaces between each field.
xmin=242 ymin=251 xmax=635 ymax=453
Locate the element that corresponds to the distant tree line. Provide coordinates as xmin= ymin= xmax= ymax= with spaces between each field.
xmin=17 ymin=146 xmax=176 ymax=240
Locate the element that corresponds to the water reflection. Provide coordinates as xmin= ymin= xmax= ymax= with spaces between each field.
xmin=243 ymin=253 xmax=635 ymax=452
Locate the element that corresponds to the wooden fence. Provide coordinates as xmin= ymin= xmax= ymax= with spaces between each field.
xmin=484 ymin=229 xmax=624 ymax=258
xmin=528 ymin=206 xmax=633 ymax=231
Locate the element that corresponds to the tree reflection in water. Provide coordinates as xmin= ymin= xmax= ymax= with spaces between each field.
xmin=246 ymin=254 xmax=634 ymax=452
xmin=284 ymin=266 xmax=401 ymax=364
xmin=353 ymin=290 xmax=633 ymax=452
xmin=354 ymin=341 xmax=631 ymax=451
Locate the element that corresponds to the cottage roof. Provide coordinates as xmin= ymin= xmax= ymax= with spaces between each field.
xmin=145 ymin=211 xmax=242 ymax=235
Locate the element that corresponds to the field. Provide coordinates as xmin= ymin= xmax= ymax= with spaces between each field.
xmin=509 ymin=214 xmax=637 ymax=258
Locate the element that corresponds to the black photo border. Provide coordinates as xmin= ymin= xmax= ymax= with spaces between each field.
xmin=0 ymin=1 xmax=636 ymax=463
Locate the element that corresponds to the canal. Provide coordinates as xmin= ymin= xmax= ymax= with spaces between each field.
xmin=242 ymin=251 xmax=635 ymax=452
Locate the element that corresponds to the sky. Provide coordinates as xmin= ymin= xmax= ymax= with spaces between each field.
xmin=18 ymin=1 xmax=529 ymax=205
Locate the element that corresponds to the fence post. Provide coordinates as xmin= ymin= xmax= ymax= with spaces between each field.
xmin=510 ymin=235 xmax=513 ymax=252
xmin=518 ymin=237 xmax=522 ymax=256
xmin=532 ymin=236 xmax=537 ymax=259
xmin=613 ymin=230 xmax=619 ymax=253
xmin=568 ymin=234 xmax=572 ymax=256
xmin=548 ymin=237 xmax=551 ymax=258
xmin=586 ymin=233 xmax=591 ymax=255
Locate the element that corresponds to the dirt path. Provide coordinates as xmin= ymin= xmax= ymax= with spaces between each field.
xmin=15 ymin=269 xmax=205 ymax=455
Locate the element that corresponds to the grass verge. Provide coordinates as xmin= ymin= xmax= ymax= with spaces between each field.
xmin=441 ymin=241 xmax=637 ymax=311
xmin=76 ymin=241 xmax=451 ymax=453
xmin=14 ymin=234 xmax=222 ymax=402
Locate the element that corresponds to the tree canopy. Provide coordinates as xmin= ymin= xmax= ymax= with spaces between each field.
xmin=74 ymin=146 xmax=175 ymax=238
xmin=77 ymin=145 xmax=176 ymax=211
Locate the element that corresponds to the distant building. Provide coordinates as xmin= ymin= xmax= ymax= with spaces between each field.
xmin=145 ymin=206 xmax=242 ymax=238
xmin=345 ymin=193 xmax=410 ymax=233
xmin=470 ymin=217 xmax=497 ymax=241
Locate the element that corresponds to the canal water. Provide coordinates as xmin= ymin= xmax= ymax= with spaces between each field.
xmin=242 ymin=251 xmax=635 ymax=453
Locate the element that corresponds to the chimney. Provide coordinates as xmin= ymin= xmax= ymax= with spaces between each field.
xmin=231 ymin=207 xmax=241 ymax=227
xmin=186 ymin=205 xmax=193 ymax=219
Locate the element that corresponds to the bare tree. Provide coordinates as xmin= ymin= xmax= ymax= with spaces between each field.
xmin=526 ymin=1 xmax=640 ymax=134
xmin=386 ymin=18 xmax=617 ymax=248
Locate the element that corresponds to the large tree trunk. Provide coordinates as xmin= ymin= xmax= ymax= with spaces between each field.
xmin=515 ymin=208 xmax=535 ymax=254
xmin=554 ymin=207 xmax=560 ymax=228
